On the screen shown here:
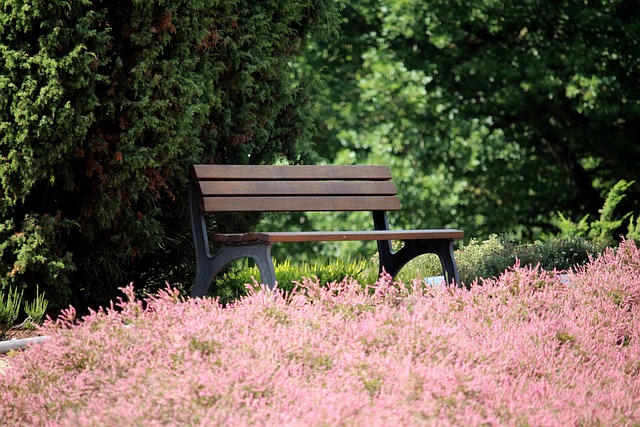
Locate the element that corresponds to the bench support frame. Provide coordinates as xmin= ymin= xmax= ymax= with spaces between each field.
xmin=190 ymin=184 xmax=460 ymax=298
xmin=190 ymin=184 xmax=276 ymax=298
xmin=373 ymin=211 xmax=459 ymax=285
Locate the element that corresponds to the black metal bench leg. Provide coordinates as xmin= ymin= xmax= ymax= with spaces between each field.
xmin=243 ymin=243 xmax=277 ymax=289
xmin=376 ymin=239 xmax=460 ymax=286
xmin=191 ymin=243 xmax=277 ymax=298
xmin=436 ymin=239 xmax=460 ymax=285
xmin=189 ymin=183 xmax=278 ymax=297
xmin=192 ymin=255 xmax=219 ymax=298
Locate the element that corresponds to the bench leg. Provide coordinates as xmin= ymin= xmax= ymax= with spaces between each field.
xmin=189 ymin=183 xmax=278 ymax=297
xmin=246 ymin=243 xmax=277 ymax=290
xmin=376 ymin=239 xmax=461 ymax=286
xmin=191 ymin=243 xmax=277 ymax=298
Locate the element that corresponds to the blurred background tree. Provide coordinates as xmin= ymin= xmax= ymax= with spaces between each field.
xmin=272 ymin=0 xmax=639 ymax=261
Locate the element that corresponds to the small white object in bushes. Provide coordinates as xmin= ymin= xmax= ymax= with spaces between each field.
xmin=424 ymin=276 xmax=445 ymax=286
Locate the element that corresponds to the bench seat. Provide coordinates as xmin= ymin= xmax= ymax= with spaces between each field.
xmin=214 ymin=229 xmax=464 ymax=243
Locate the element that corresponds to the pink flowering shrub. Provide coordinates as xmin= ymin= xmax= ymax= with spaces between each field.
xmin=2 ymin=240 xmax=640 ymax=426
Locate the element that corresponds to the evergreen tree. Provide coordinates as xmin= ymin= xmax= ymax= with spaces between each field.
xmin=1 ymin=0 xmax=339 ymax=309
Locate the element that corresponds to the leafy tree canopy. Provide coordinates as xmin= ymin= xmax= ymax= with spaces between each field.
xmin=298 ymin=0 xmax=640 ymax=253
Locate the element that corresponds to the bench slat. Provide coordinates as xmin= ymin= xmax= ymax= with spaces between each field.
xmin=197 ymin=180 xmax=398 ymax=196
xmin=213 ymin=229 xmax=465 ymax=243
xmin=200 ymin=196 xmax=402 ymax=212
xmin=191 ymin=165 xmax=392 ymax=181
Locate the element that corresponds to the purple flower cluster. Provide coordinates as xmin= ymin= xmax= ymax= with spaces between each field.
xmin=2 ymin=240 xmax=639 ymax=425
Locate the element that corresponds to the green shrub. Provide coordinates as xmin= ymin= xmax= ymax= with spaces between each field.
xmin=212 ymin=258 xmax=377 ymax=305
xmin=0 ymin=287 xmax=22 ymax=340
xmin=0 ymin=215 xmax=75 ymax=309
xmin=396 ymin=235 xmax=606 ymax=286
xmin=465 ymin=236 xmax=606 ymax=284
xmin=0 ymin=285 xmax=48 ymax=339
xmin=553 ymin=180 xmax=638 ymax=245
xmin=199 ymin=235 xmax=606 ymax=304
xmin=23 ymin=286 xmax=49 ymax=329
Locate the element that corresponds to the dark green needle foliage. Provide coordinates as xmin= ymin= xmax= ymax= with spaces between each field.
xmin=0 ymin=0 xmax=339 ymax=310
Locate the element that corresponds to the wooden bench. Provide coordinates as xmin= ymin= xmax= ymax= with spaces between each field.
xmin=189 ymin=165 xmax=464 ymax=298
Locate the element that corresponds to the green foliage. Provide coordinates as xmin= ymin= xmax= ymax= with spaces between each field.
xmin=1 ymin=0 xmax=340 ymax=310
xmin=212 ymin=257 xmax=377 ymax=305
xmin=0 ymin=285 xmax=49 ymax=338
xmin=397 ymin=235 xmax=605 ymax=286
xmin=214 ymin=234 xmax=605 ymax=303
xmin=0 ymin=287 xmax=22 ymax=340
xmin=627 ymin=216 xmax=640 ymax=242
xmin=0 ymin=214 xmax=75 ymax=308
xmin=553 ymin=180 xmax=637 ymax=245
xmin=465 ymin=236 xmax=605 ymax=285
xmin=23 ymin=286 xmax=48 ymax=328
xmin=298 ymin=0 xmax=640 ymax=253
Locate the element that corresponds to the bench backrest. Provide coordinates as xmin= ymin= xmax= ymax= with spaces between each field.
xmin=191 ymin=165 xmax=402 ymax=212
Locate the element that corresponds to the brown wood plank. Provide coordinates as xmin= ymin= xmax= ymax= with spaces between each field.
xmin=213 ymin=229 xmax=464 ymax=243
xmin=191 ymin=165 xmax=393 ymax=181
xmin=197 ymin=180 xmax=398 ymax=197
xmin=200 ymin=196 xmax=402 ymax=212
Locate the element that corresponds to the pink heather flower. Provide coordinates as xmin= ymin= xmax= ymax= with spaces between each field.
xmin=1 ymin=241 xmax=639 ymax=425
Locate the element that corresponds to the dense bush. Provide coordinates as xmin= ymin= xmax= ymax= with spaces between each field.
xmin=213 ymin=235 xmax=605 ymax=304
xmin=461 ymin=235 xmax=606 ymax=284
xmin=397 ymin=235 xmax=606 ymax=286
xmin=2 ymin=240 xmax=639 ymax=424
xmin=0 ymin=0 xmax=339 ymax=310
xmin=212 ymin=258 xmax=377 ymax=305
